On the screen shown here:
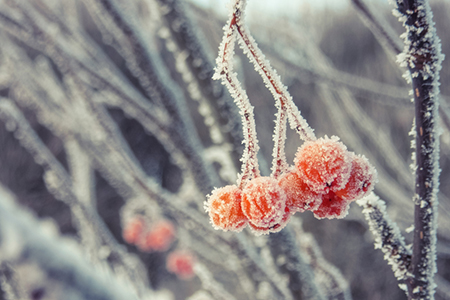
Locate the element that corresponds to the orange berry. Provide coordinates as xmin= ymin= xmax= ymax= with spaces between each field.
xmin=278 ymin=170 xmax=323 ymax=212
xmin=206 ymin=185 xmax=248 ymax=232
xmin=248 ymin=206 xmax=291 ymax=235
xmin=122 ymin=217 xmax=145 ymax=245
xmin=312 ymin=191 xmax=349 ymax=219
xmin=241 ymin=176 xmax=286 ymax=228
xmin=166 ymin=250 xmax=195 ymax=280
xmin=138 ymin=220 xmax=176 ymax=252
xmin=294 ymin=136 xmax=352 ymax=194
xmin=335 ymin=154 xmax=377 ymax=201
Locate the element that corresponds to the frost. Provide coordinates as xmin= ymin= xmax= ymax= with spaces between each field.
xmin=294 ymin=136 xmax=352 ymax=193
xmin=241 ymin=177 xmax=286 ymax=228
xmin=405 ymin=225 xmax=414 ymax=233
xmin=357 ymin=194 xmax=411 ymax=281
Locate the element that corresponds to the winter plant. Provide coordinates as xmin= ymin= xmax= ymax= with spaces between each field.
xmin=0 ymin=0 xmax=447 ymax=299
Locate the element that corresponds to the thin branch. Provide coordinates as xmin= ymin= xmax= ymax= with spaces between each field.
xmin=351 ymin=0 xmax=403 ymax=58
xmin=357 ymin=194 xmax=412 ymax=292
xmin=230 ymin=0 xmax=315 ymax=142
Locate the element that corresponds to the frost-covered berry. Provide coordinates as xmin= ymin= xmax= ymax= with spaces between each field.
xmin=241 ymin=176 xmax=286 ymax=228
xmin=294 ymin=136 xmax=352 ymax=194
xmin=138 ymin=220 xmax=176 ymax=252
xmin=166 ymin=250 xmax=195 ymax=280
xmin=206 ymin=185 xmax=248 ymax=232
xmin=278 ymin=170 xmax=323 ymax=212
xmin=312 ymin=191 xmax=349 ymax=219
xmin=122 ymin=217 xmax=145 ymax=245
xmin=248 ymin=206 xmax=291 ymax=235
xmin=335 ymin=154 xmax=377 ymax=201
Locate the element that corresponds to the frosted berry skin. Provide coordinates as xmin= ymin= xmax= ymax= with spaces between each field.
xmin=312 ymin=191 xmax=349 ymax=219
xmin=206 ymin=185 xmax=248 ymax=232
xmin=166 ymin=251 xmax=195 ymax=280
xmin=139 ymin=220 xmax=176 ymax=252
xmin=278 ymin=170 xmax=323 ymax=212
xmin=248 ymin=206 xmax=292 ymax=235
xmin=294 ymin=136 xmax=352 ymax=194
xmin=335 ymin=154 xmax=377 ymax=201
xmin=122 ymin=217 xmax=145 ymax=245
xmin=241 ymin=176 xmax=287 ymax=228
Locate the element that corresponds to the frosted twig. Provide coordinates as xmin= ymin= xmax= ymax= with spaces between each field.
xmin=230 ymin=0 xmax=315 ymax=143
xmin=393 ymin=0 xmax=442 ymax=298
xmin=213 ymin=2 xmax=260 ymax=187
xmin=356 ymin=194 xmax=412 ymax=286
xmin=271 ymin=106 xmax=289 ymax=178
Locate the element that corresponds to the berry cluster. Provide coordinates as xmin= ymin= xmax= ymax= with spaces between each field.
xmin=122 ymin=218 xmax=176 ymax=252
xmin=206 ymin=136 xmax=377 ymax=235
xmin=209 ymin=1 xmax=377 ymax=235
xmin=122 ymin=217 xmax=196 ymax=280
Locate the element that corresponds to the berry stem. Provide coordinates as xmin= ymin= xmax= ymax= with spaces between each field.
xmin=271 ymin=106 xmax=289 ymax=178
xmin=231 ymin=0 xmax=316 ymax=142
xmin=214 ymin=4 xmax=260 ymax=188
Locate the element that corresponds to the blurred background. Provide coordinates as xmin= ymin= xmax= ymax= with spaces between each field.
xmin=0 ymin=0 xmax=449 ymax=299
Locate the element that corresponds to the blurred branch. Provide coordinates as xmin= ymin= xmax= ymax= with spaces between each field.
xmin=0 ymin=184 xmax=140 ymax=300
xmin=351 ymin=0 xmax=403 ymax=58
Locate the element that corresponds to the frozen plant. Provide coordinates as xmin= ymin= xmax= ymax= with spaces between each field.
xmin=205 ymin=0 xmax=378 ymax=235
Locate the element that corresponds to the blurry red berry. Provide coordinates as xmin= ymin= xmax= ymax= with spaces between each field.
xmin=294 ymin=136 xmax=352 ymax=194
xmin=206 ymin=185 xmax=248 ymax=232
xmin=278 ymin=170 xmax=323 ymax=212
xmin=312 ymin=191 xmax=349 ymax=219
xmin=138 ymin=220 xmax=176 ymax=252
xmin=241 ymin=176 xmax=286 ymax=228
xmin=335 ymin=154 xmax=377 ymax=201
xmin=166 ymin=250 xmax=195 ymax=280
xmin=122 ymin=217 xmax=145 ymax=245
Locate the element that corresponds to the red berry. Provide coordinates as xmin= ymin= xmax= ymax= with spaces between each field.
xmin=278 ymin=170 xmax=323 ymax=212
xmin=294 ymin=136 xmax=352 ymax=194
xmin=166 ymin=250 xmax=195 ymax=280
xmin=248 ymin=206 xmax=291 ymax=235
xmin=206 ymin=185 xmax=248 ymax=232
xmin=122 ymin=217 xmax=145 ymax=245
xmin=312 ymin=191 xmax=349 ymax=219
xmin=241 ymin=176 xmax=286 ymax=228
xmin=138 ymin=220 xmax=176 ymax=252
xmin=335 ymin=154 xmax=377 ymax=201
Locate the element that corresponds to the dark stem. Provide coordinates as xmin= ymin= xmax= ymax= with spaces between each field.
xmin=395 ymin=0 xmax=441 ymax=298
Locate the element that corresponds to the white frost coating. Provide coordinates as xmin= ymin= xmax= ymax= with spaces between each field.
xmin=357 ymin=193 xmax=411 ymax=282
xmin=213 ymin=0 xmax=260 ymax=187
xmin=230 ymin=0 xmax=315 ymax=143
